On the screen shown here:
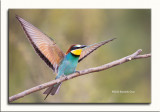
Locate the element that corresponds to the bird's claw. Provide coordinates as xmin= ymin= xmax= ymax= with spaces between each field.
xmin=62 ymin=74 xmax=68 ymax=80
xmin=75 ymin=71 xmax=80 ymax=74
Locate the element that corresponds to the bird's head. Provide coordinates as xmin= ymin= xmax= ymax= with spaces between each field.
xmin=66 ymin=44 xmax=86 ymax=56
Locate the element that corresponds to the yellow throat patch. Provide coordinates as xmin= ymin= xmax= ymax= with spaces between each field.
xmin=71 ymin=49 xmax=82 ymax=56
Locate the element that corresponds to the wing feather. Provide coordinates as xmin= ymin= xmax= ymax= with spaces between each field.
xmin=16 ymin=15 xmax=65 ymax=73
xmin=78 ymin=38 xmax=116 ymax=62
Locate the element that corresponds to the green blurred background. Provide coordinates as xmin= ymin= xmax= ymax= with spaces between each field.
xmin=9 ymin=9 xmax=151 ymax=103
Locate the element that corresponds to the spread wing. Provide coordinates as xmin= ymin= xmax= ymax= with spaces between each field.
xmin=78 ymin=38 xmax=116 ymax=63
xmin=16 ymin=15 xmax=65 ymax=73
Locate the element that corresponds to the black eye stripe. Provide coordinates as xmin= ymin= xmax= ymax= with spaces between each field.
xmin=71 ymin=46 xmax=79 ymax=50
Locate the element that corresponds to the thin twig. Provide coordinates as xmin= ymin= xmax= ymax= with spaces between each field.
xmin=9 ymin=49 xmax=151 ymax=102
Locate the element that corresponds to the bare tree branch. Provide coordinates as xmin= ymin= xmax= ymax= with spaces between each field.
xmin=9 ymin=49 xmax=151 ymax=102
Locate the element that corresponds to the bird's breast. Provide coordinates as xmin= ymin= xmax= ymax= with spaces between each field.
xmin=57 ymin=53 xmax=79 ymax=78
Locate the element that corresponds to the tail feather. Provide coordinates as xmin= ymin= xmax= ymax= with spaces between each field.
xmin=43 ymin=86 xmax=53 ymax=94
xmin=43 ymin=83 xmax=62 ymax=100
xmin=51 ymin=83 xmax=62 ymax=95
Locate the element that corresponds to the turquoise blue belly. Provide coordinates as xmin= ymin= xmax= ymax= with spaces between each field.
xmin=56 ymin=52 xmax=79 ymax=79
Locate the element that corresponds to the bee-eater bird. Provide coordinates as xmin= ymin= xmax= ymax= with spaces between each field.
xmin=16 ymin=15 xmax=116 ymax=100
